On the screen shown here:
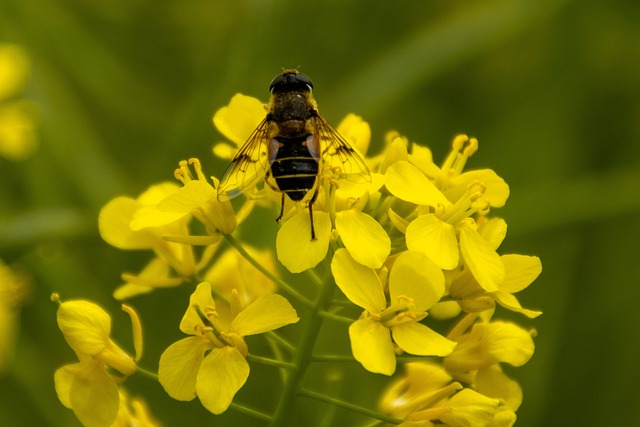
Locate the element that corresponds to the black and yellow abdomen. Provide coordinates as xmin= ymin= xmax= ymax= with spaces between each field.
xmin=270 ymin=135 xmax=319 ymax=202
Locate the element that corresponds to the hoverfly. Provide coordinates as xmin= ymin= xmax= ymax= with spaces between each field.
xmin=217 ymin=70 xmax=370 ymax=240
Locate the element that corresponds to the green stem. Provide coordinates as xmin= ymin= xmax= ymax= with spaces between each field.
xmin=265 ymin=330 xmax=295 ymax=354
xmin=269 ymin=264 xmax=336 ymax=426
xmin=229 ymin=402 xmax=272 ymax=423
xmin=298 ymin=389 xmax=402 ymax=425
xmin=224 ymin=233 xmax=313 ymax=308
xmin=134 ymin=366 xmax=158 ymax=381
xmin=246 ymin=354 xmax=297 ymax=370
xmin=311 ymin=355 xmax=357 ymax=363
xmin=317 ymin=310 xmax=354 ymax=325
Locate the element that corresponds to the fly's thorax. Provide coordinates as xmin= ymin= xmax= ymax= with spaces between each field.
xmin=271 ymin=92 xmax=314 ymax=122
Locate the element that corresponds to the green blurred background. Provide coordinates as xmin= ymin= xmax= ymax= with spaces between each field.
xmin=2 ymin=0 xmax=640 ymax=426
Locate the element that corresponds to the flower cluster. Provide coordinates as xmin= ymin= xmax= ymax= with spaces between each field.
xmin=52 ymin=90 xmax=541 ymax=427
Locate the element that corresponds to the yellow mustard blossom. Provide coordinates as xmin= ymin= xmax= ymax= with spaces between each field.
xmin=113 ymin=258 xmax=182 ymax=300
xmin=99 ymin=182 xmax=196 ymax=292
xmin=0 ymin=43 xmax=38 ymax=161
xmin=331 ymin=249 xmax=456 ymax=375
xmin=158 ymin=282 xmax=298 ymax=414
xmin=449 ymin=251 xmax=543 ymax=318
xmin=165 ymin=158 xmax=237 ymax=235
xmin=53 ymin=295 xmax=142 ymax=427
xmin=385 ymin=136 xmax=510 ymax=292
xmin=0 ymin=259 xmax=30 ymax=375
xmin=406 ymin=388 xmax=504 ymax=427
xmin=380 ymin=364 xmax=507 ymax=427
xmin=203 ymin=245 xmax=277 ymax=324
xmin=444 ymin=317 xmax=534 ymax=417
xmin=379 ymin=362 xmax=459 ymax=419
xmin=380 ymin=360 xmax=519 ymax=426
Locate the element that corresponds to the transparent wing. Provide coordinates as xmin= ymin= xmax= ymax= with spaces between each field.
xmin=217 ymin=118 xmax=272 ymax=201
xmin=314 ymin=114 xmax=371 ymax=182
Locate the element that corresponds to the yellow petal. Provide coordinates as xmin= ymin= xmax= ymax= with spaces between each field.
xmin=385 ymin=161 xmax=448 ymax=206
xmin=459 ymin=226 xmax=504 ymax=292
xmin=406 ymin=214 xmax=459 ymax=270
xmin=331 ymin=248 xmax=386 ymax=313
xmin=441 ymin=389 xmax=500 ymax=427
xmin=494 ymin=292 xmax=542 ymax=319
xmin=389 ymin=251 xmax=444 ymax=312
xmin=180 ymin=282 xmax=215 ymax=335
xmin=500 ymin=255 xmax=542 ymax=293
xmin=392 ymin=323 xmax=456 ymax=356
xmin=336 ymin=210 xmax=390 ymax=269
xmin=477 ymin=217 xmax=507 ymax=251
xmin=276 ymin=211 xmax=331 ymax=273
xmin=448 ymin=169 xmax=510 ymax=207
xmin=212 ymin=94 xmax=265 ymax=147
xmin=204 ymin=245 xmax=277 ymax=305
xmin=232 ymin=294 xmax=299 ymax=336
xmin=99 ymin=197 xmax=155 ymax=249
xmin=57 ymin=300 xmax=110 ymax=356
xmin=474 ymin=322 xmax=535 ymax=367
xmin=380 ymin=134 xmax=409 ymax=174
xmin=349 ymin=318 xmax=396 ymax=375
xmin=476 ymin=366 xmax=523 ymax=411
xmin=157 ymin=180 xmax=215 ymax=213
xmin=336 ymin=113 xmax=371 ymax=156
xmin=158 ymin=336 xmax=208 ymax=401
xmin=137 ymin=182 xmax=183 ymax=205
xmin=54 ymin=363 xmax=80 ymax=409
xmin=196 ymin=346 xmax=250 ymax=414
xmin=69 ymin=362 xmax=120 ymax=427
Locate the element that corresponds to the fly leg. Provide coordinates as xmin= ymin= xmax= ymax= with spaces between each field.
xmin=308 ymin=187 xmax=319 ymax=241
xmin=276 ymin=193 xmax=285 ymax=222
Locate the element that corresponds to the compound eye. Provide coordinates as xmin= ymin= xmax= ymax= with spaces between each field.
xmin=295 ymin=73 xmax=314 ymax=91
xmin=269 ymin=74 xmax=286 ymax=93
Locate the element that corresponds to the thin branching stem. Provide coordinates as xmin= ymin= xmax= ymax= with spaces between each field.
xmin=298 ymin=389 xmax=402 ymax=424
xmin=246 ymin=354 xmax=297 ymax=370
xmin=229 ymin=402 xmax=272 ymax=423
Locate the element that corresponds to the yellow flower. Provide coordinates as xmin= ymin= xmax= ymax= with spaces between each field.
xmin=212 ymin=93 xmax=265 ymax=154
xmin=444 ymin=320 xmax=535 ymax=377
xmin=53 ymin=296 xmax=142 ymax=427
xmin=385 ymin=136 xmax=510 ymax=292
xmin=0 ymin=43 xmax=38 ymax=161
xmin=165 ymin=158 xmax=237 ymax=235
xmin=113 ymin=258 xmax=183 ymax=300
xmin=203 ymin=245 xmax=277 ymax=313
xmin=449 ymin=250 xmax=543 ymax=318
xmin=331 ymin=249 xmax=456 ymax=375
xmin=421 ymin=388 xmax=502 ymax=427
xmin=379 ymin=362 xmax=458 ymax=419
xmin=158 ymin=282 xmax=298 ymax=414
xmin=99 ymin=182 xmax=196 ymax=283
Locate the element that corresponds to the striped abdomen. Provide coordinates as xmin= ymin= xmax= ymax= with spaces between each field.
xmin=270 ymin=135 xmax=319 ymax=202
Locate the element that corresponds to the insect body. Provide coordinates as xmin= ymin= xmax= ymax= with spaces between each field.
xmin=217 ymin=70 xmax=370 ymax=240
